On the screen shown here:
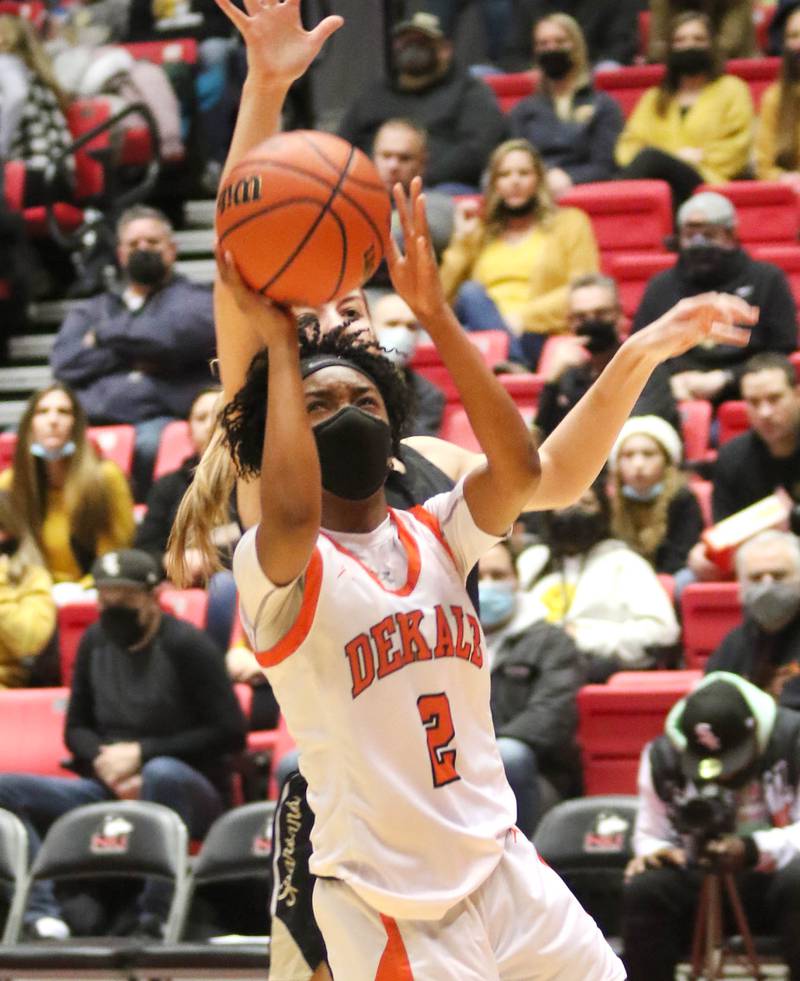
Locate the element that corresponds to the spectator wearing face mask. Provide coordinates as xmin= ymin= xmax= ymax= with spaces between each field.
xmin=480 ymin=542 xmax=583 ymax=838
xmin=50 ymin=206 xmax=216 ymax=501
xmin=535 ymin=273 xmax=680 ymax=439
xmin=608 ymin=416 xmax=703 ymax=580
xmin=616 ymin=12 xmax=754 ymax=208
xmin=705 ymin=532 xmax=800 ymax=711
xmin=372 ymin=292 xmax=445 ymax=438
xmin=508 ymin=14 xmax=624 ymax=201
xmin=631 ymin=193 xmax=797 ymax=405
xmin=517 ymin=477 xmax=680 ymax=681
xmin=756 ymin=7 xmax=800 ymax=187
xmin=647 ymin=0 xmax=756 ymax=63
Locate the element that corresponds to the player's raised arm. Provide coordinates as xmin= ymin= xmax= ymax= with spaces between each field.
xmin=389 ymin=179 xmax=541 ymax=535
xmin=530 ymin=293 xmax=758 ymax=509
xmin=217 ymin=254 xmax=321 ymax=586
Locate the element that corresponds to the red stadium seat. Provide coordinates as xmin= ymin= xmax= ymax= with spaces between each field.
xmin=0 ymin=432 xmax=16 ymax=471
xmin=681 ymin=582 xmax=742 ymax=669
xmin=750 ymin=244 xmax=800 ymax=314
xmin=159 ymin=587 xmax=208 ymax=629
xmin=536 ymin=334 xmax=577 ymax=380
xmin=717 ymin=400 xmax=750 ymax=445
xmin=656 ymin=573 xmax=675 ymax=604
xmin=559 ymin=181 xmax=672 ymax=268
xmin=58 ymin=598 xmax=100 ymax=686
xmin=608 ymin=252 xmax=677 ymax=320
xmin=482 ymin=71 xmax=538 ymax=112
xmin=438 ymin=405 xmax=480 ymax=451
xmin=0 ymin=688 xmax=74 ymax=778
xmin=637 ymin=10 xmax=650 ymax=59
xmin=153 ymin=420 xmax=195 ymax=481
xmin=755 ymin=3 xmax=777 ymax=54
xmin=694 ymin=181 xmax=800 ymax=249
xmin=122 ymin=38 xmax=199 ymax=65
xmin=578 ymin=679 xmax=695 ymax=794
xmin=594 ymin=64 xmax=664 ymax=118
xmin=410 ymin=331 xmax=511 ymax=400
xmin=437 ymin=374 xmax=544 ymax=450
xmin=88 ymin=424 xmax=136 ymax=477
xmin=678 ymin=399 xmax=712 ymax=463
xmin=726 ymin=56 xmax=781 ymax=108
xmin=791 ymin=351 xmax=800 ymax=383
xmin=608 ymin=669 xmax=701 ymax=689
xmin=689 ymin=478 xmax=713 ymax=527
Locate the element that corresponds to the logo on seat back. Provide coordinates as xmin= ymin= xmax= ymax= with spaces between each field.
xmin=90 ymin=815 xmax=133 ymax=854
xmin=251 ymin=818 xmax=272 ymax=857
xmin=583 ymin=811 xmax=630 ymax=854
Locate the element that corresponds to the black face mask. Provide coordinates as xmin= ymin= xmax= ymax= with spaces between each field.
xmin=575 ymin=318 xmax=619 ymax=355
xmin=126 ymin=249 xmax=167 ymax=287
xmin=668 ymin=46 xmax=713 ymax=77
xmin=313 ymin=405 xmax=392 ymax=501
xmin=100 ymin=605 xmax=148 ymax=649
xmin=393 ymin=39 xmax=438 ymax=78
xmin=0 ymin=538 xmax=18 ymax=556
xmin=496 ymin=197 xmax=537 ymax=220
xmin=538 ymin=48 xmax=573 ymax=80
xmin=680 ymin=238 xmax=738 ymax=287
xmin=786 ymin=50 xmax=800 ymax=82
xmin=545 ymin=508 xmax=607 ymax=556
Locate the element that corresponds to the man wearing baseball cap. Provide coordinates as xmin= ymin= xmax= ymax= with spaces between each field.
xmin=630 ymin=191 xmax=797 ymax=405
xmin=0 ymin=548 xmax=246 ymax=941
xmin=622 ymin=672 xmax=800 ymax=981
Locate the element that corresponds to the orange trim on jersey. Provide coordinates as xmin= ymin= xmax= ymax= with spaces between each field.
xmin=254 ymin=547 xmax=323 ymax=668
xmin=376 ymin=914 xmax=414 ymax=980
xmin=408 ymin=505 xmax=458 ymax=570
xmin=323 ymin=510 xmax=421 ymax=596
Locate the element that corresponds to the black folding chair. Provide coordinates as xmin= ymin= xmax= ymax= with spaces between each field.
xmin=0 ymin=800 xmax=190 ymax=980
xmin=0 ymin=808 xmax=30 ymax=945
xmin=128 ymin=801 xmax=276 ymax=980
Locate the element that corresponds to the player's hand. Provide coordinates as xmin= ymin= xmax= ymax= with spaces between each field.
xmin=629 ymin=293 xmax=757 ymax=368
xmin=625 ymin=847 xmax=686 ymax=880
xmin=212 ymin=0 xmax=342 ymax=85
xmin=699 ymin=835 xmax=748 ymax=872
xmin=388 ymin=177 xmax=449 ymax=326
xmin=216 ymin=249 xmax=296 ymax=347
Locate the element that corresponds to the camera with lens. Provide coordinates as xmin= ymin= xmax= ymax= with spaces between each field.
xmin=669 ymin=783 xmax=737 ymax=866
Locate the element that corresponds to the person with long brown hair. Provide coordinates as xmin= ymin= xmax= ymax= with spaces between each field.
xmin=0 ymin=13 xmax=74 ymax=206
xmin=756 ymin=7 xmax=800 ymax=185
xmin=616 ymin=10 xmax=754 ymax=207
xmin=439 ymin=137 xmax=599 ymax=369
xmin=0 ymin=490 xmax=56 ymax=688
xmin=0 ymin=384 xmax=135 ymax=587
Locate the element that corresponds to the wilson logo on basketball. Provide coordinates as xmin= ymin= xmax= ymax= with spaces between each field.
xmin=217 ymin=175 xmax=263 ymax=215
xmin=90 ymin=815 xmax=133 ymax=855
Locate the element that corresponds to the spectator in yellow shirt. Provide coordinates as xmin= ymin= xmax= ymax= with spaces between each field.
xmin=439 ymin=138 xmax=599 ymax=369
xmin=755 ymin=7 xmax=800 ymax=188
xmin=0 ymin=491 xmax=56 ymax=688
xmin=616 ymin=12 xmax=754 ymax=207
xmin=0 ymin=384 xmax=135 ymax=589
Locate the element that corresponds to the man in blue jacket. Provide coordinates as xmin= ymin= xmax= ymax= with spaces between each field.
xmin=50 ymin=205 xmax=216 ymax=499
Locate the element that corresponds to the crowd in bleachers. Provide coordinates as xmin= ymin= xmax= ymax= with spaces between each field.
xmin=5 ymin=0 xmax=800 ymax=970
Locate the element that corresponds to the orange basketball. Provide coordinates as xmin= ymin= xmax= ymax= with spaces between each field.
xmin=215 ymin=130 xmax=392 ymax=307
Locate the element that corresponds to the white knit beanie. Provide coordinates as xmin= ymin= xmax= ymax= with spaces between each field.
xmin=609 ymin=415 xmax=683 ymax=471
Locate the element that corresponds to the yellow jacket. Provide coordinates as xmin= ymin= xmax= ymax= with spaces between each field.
xmin=439 ymin=207 xmax=599 ymax=335
xmin=755 ymin=82 xmax=799 ymax=180
xmin=615 ymin=75 xmax=754 ymax=185
xmin=0 ymin=460 xmax=135 ymax=583
xmin=0 ymin=564 xmax=56 ymax=688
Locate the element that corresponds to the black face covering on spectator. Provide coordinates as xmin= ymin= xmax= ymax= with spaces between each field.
xmin=126 ymin=249 xmax=167 ymax=287
xmin=100 ymin=606 xmax=148 ymax=649
xmin=538 ymin=49 xmax=573 ymax=81
xmin=576 ymin=319 xmax=618 ymax=355
xmin=496 ymin=197 xmax=537 ymax=220
xmin=545 ymin=507 xmax=607 ymax=556
xmin=0 ymin=538 xmax=18 ymax=557
xmin=394 ymin=39 xmax=438 ymax=77
xmin=787 ymin=50 xmax=800 ymax=82
xmin=668 ymin=46 xmax=713 ymax=76
xmin=680 ymin=238 xmax=738 ymax=286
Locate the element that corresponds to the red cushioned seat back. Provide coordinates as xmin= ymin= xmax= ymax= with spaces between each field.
xmin=680 ymin=582 xmax=742 ymax=669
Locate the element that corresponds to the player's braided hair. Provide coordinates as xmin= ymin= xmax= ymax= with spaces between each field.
xmin=221 ymin=323 xmax=410 ymax=479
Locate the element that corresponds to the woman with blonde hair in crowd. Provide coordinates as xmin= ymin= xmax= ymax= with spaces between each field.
xmin=755 ymin=6 xmax=800 ymax=187
xmin=0 ymin=384 xmax=135 ymax=591
xmin=616 ymin=10 xmax=753 ymax=208
xmin=0 ymin=13 xmax=74 ymax=206
xmin=608 ymin=415 xmax=704 ymax=578
xmin=0 ymin=491 xmax=57 ymax=688
xmin=439 ymin=137 xmax=599 ymax=369
xmin=509 ymin=14 xmax=623 ymax=199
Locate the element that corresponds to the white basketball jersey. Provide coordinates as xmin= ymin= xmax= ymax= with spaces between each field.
xmin=234 ymin=484 xmax=517 ymax=921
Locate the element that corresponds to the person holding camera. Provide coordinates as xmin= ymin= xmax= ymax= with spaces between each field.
xmin=622 ymin=672 xmax=800 ymax=981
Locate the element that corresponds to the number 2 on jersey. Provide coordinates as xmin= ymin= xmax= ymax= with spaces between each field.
xmin=417 ymin=692 xmax=460 ymax=788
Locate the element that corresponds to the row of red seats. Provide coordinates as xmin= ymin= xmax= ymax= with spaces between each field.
xmin=485 ymin=56 xmax=781 ymax=117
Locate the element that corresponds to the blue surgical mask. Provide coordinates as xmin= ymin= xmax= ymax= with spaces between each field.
xmin=30 ymin=441 xmax=76 ymax=462
xmin=479 ymin=580 xmax=516 ymax=629
xmin=621 ymin=481 xmax=664 ymax=503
